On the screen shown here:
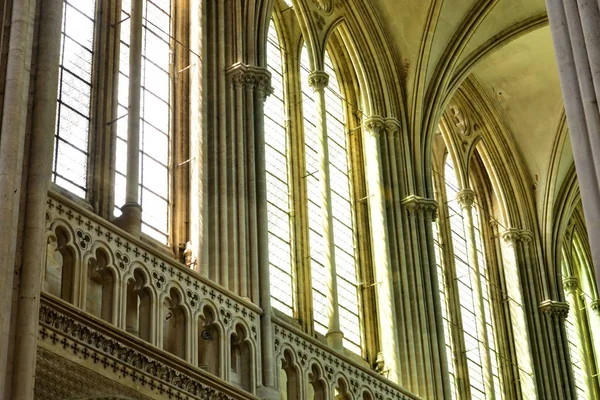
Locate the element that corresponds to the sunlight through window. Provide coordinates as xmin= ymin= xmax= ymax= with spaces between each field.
xmin=52 ymin=0 xmax=97 ymax=197
xmin=265 ymin=20 xmax=294 ymax=317
xmin=115 ymin=0 xmax=172 ymax=244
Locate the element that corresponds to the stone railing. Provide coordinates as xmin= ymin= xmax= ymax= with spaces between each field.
xmin=273 ymin=320 xmax=421 ymax=400
xmin=38 ymin=294 xmax=258 ymax=399
xmin=43 ymin=191 xmax=262 ymax=392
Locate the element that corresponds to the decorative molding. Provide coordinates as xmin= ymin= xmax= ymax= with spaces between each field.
xmin=456 ymin=189 xmax=475 ymax=209
xmin=35 ymin=348 xmax=152 ymax=400
xmin=38 ymin=296 xmax=257 ymax=400
xmin=273 ymin=322 xmax=420 ymax=400
xmin=227 ymin=62 xmax=273 ymax=96
xmin=538 ymin=300 xmax=570 ymax=319
xmin=308 ymin=71 xmax=329 ymax=90
xmin=401 ymin=195 xmax=438 ymax=220
xmin=45 ymin=192 xmax=260 ymax=341
xmin=363 ymin=116 xmax=386 ymax=138
xmin=384 ymin=118 xmax=402 ymax=138
xmin=590 ymin=300 xmax=600 ymax=316
xmin=562 ymin=277 xmax=579 ymax=294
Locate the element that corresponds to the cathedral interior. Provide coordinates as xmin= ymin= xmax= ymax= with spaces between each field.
xmin=1 ymin=0 xmax=599 ymax=398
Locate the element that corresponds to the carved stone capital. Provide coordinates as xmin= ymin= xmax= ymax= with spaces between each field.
xmin=502 ymin=228 xmax=521 ymax=244
xmin=401 ymin=195 xmax=437 ymax=220
xmin=363 ymin=116 xmax=386 ymax=137
xmin=456 ymin=189 xmax=475 ymax=209
xmin=384 ymin=118 xmax=401 ymax=138
xmin=590 ymin=300 xmax=600 ymax=315
xmin=539 ymin=300 xmax=570 ymax=319
xmin=226 ymin=63 xmax=273 ymax=96
xmin=563 ymin=277 xmax=579 ymax=294
xmin=520 ymin=229 xmax=534 ymax=243
xmin=308 ymin=71 xmax=329 ymax=90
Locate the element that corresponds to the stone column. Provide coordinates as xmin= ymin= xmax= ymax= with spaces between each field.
xmin=10 ymin=0 xmax=64 ymax=398
xmin=308 ymin=70 xmax=343 ymax=350
xmin=115 ymin=0 xmax=143 ymax=236
xmin=363 ymin=116 xmax=401 ymax=382
xmin=0 ymin=0 xmax=37 ymax=396
xmin=539 ymin=299 xmax=573 ymax=399
xmin=546 ymin=0 xmax=600 ymax=290
xmin=254 ymin=67 xmax=279 ymax=397
xmin=456 ymin=189 xmax=495 ymax=400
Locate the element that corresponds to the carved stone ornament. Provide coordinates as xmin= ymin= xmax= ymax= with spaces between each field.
xmin=273 ymin=322 xmax=418 ymax=400
xmin=312 ymin=0 xmax=333 ymax=13
xmin=308 ymin=71 xmax=329 ymax=90
xmin=38 ymin=297 xmax=251 ymax=400
xmin=363 ymin=116 xmax=386 ymax=137
xmin=562 ymin=277 xmax=579 ymax=294
xmin=401 ymin=195 xmax=438 ymax=220
xmin=227 ymin=62 xmax=273 ymax=97
xmin=456 ymin=189 xmax=476 ymax=209
xmin=45 ymin=193 xmax=259 ymax=348
xmin=539 ymin=300 xmax=570 ymax=319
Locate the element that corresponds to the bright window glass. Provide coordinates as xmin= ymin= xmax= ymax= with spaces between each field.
xmin=265 ymin=20 xmax=294 ymax=317
xmin=301 ymin=44 xmax=362 ymax=354
xmin=444 ymin=157 xmax=501 ymax=399
xmin=115 ymin=0 xmax=171 ymax=244
xmin=53 ymin=0 xmax=97 ymax=197
xmin=432 ymin=221 xmax=458 ymax=399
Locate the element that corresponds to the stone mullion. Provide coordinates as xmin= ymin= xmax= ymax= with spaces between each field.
xmin=91 ymin=0 xmax=120 ymax=218
xmin=308 ymin=70 xmax=343 ymax=350
xmin=436 ymin=182 xmax=471 ymax=399
xmin=402 ymin=199 xmax=433 ymax=398
xmin=489 ymin=221 xmax=520 ymax=400
xmin=363 ymin=116 xmax=401 ymax=382
xmin=456 ymin=189 xmax=495 ymax=400
xmin=115 ymin=0 xmax=143 ymax=237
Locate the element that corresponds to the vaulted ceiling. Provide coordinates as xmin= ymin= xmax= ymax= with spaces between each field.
xmin=369 ymin=0 xmax=571 ymax=225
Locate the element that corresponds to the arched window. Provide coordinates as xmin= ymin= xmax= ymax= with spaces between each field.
xmin=265 ymin=19 xmax=294 ymax=317
xmin=300 ymin=43 xmax=362 ymax=354
xmin=52 ymin=0 xmax=97 ymax=197
xmin=114 ymin=0 xmax=173 ymax=244
xmin=434 ymin=153 xmax=503 ymax=399
xmin=562 ymin=220 xmax=600 ymax=399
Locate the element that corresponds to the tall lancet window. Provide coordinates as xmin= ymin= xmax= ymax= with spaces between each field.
xmin=443 ymin=156 xmax=501 ymax=399
xmin=115 ymin=0 xmax=172 ymax=244
xmin=265 ymin=20 xmax=294 ymax=317
xmin=301 ymin=44 xmax=362 ymax=354
xmin=52 ymin=0 xmax=97 ymax=197
xmin=562 ymin=226 xmax=600 ymax=399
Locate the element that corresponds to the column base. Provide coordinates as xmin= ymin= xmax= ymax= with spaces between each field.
xmin=256 ymin=385 xmax=280 ymax=400
xmin=113 ymin=202 xmax=142 ymax=238
xmin=326 ymin=329 xmax=344 ymax=351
